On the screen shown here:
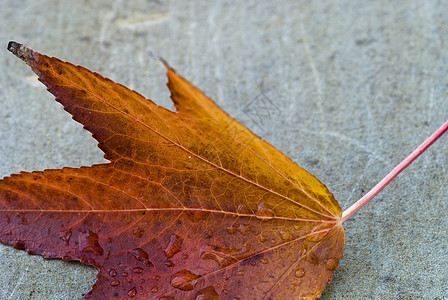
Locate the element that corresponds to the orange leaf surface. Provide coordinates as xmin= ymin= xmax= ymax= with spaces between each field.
xmin=0 ymin=42 xmax=345 ymax=299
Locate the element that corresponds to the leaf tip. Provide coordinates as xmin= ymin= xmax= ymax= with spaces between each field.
xmin=147 ymin=50 xmax=170 ymax=69
xmin=7 ymin=41 xmax=34 ymax=65
xmin=7 ymin=41 xmax=20 ymax=53
xmin=158 ymin=55 xmax=171 ymax=70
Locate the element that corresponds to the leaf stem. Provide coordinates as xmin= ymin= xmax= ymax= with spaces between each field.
xmin=341 ymin=119 xmax=448 ymax=223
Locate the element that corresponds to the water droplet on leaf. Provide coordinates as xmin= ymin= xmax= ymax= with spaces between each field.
xmin=305 ymin=226 xmax=330 ymax=242
xmin=236 ymin=203 xmax=251 ymax=214
xmin=170 ymin=269 xmax=201 ymax=291
xmin=279 ymin=230 xmax=294 ymax=242
xmin=164 ymin=234 xmax=183 ymax=258
xmin=205 ymin=229 xmax=213 ymax=238
xmin=133 ymin=228 xmax=144 ymax=238
xmin=133 ymin=267 xmax=143 ymax=274
xmin=226 ymin=225 xmax=237 ymax=234
xmin=164 ymin=260 xmax=175 ymax=268
xmin=127 ymin=287 xmax=137 ymax=298
xmin=295 ymin=268 xmax=305 ymax=278
xmin=199 ymin=244 xmax=250 ymax=267
xmin=80 ymin=230 xmax=104 ymax=255
xmin=110 ymin=280 xmax=120 ymax=286
xmin=58 ymin=228 xmax=72 ymax=245
xmin=194 ymin=285 xmax=218 ymax=300
xmin=324 ymin=258 xmax=339 ymax=271
xmin=255 ymin=203 xmax=274 ymax=221
xmin=130 ymin=248 xmax=153 ymax=267
xmin=290 ymin=282 xmax=298 ymax=292
xmin=236 ymin=223 xmax=251 ymax=235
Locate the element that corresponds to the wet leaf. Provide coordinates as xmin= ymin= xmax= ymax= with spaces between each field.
xmin=0 ymin=42 xmax=345 ymax=299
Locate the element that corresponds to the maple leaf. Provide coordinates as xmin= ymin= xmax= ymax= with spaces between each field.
xmin=1 ymin=42 xmax=345 ymax=299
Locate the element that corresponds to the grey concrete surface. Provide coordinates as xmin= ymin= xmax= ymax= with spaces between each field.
xmin=0 ymin=0 xmax=447 ymax=299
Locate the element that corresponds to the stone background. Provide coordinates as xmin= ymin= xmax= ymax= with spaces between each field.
xmin=0 ymin=0 xmax=447 ymax=299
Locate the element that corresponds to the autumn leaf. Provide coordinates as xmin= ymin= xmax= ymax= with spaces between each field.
xmin=1 ymin=42 xmax=345 ymax=299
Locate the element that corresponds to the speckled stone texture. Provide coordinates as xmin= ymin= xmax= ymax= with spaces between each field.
xmin=0 ymin=1 xmax=447 ymax=299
